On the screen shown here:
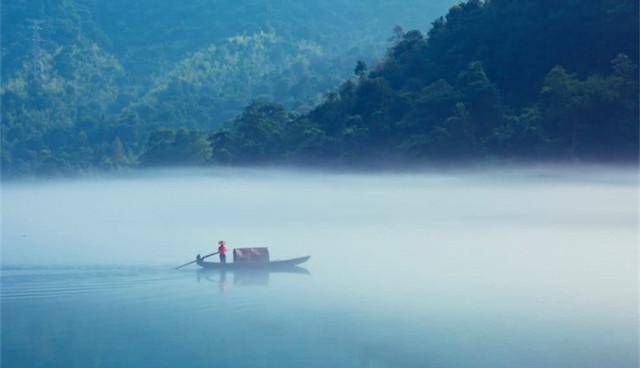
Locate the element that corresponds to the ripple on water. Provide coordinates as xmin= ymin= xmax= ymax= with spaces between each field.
xmin=0 ymin=266 xmax=186 ymax=302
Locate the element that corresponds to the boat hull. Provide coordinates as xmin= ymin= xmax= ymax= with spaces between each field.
xmin=196 ymin=255 xmax=310 ymax=270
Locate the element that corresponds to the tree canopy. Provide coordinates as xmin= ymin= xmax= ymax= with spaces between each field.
xmin=2 ymin=0 xmax=638 ymax=176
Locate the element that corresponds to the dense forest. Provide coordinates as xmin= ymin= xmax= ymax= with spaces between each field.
xmin=1 ymin=0 xmax=451 ymax=175
xmin=2 ymin=0 xmax=638 ymax=176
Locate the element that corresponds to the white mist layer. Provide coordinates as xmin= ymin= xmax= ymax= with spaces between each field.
xmin=2 ymin=166 xmax=636 ymax=262
xmin=2 ymin=167 xmax=638 ymax=315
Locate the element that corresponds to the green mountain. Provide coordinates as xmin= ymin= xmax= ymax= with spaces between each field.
xmin=1 ymin=0 xmax=452 ymax=175
xmin=2 ymin=0 xmax=638 ymax=175
xmin=191 ymin=0 xmax=637 ymax=166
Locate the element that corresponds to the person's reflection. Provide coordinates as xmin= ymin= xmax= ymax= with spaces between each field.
xmin=195 ymin=270 xmax=228 ymax=293
xmin=219 ymin=271 xmax=228 ymax=293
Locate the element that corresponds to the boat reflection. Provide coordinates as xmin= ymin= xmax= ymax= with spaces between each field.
xmin=196 ymin=267 xmax=310 ymax=292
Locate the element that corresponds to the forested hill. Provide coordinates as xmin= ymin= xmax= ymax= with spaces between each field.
xmin=2 ymin=0 xmax=638 ymax=176
xmin=1 ymin=0 xmax=451 ymax=175
xmin=193 ymin=0 xmax=637 ymax=166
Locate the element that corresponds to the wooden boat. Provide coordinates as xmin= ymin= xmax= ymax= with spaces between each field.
xmin=196 ymin=255 xmax=310 ymax=270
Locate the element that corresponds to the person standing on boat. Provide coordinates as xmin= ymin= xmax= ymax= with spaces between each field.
xmin=218 ymin=240 xmax=228 ymax=264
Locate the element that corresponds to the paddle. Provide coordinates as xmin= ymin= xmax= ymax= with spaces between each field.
xmin=175 ymin=251 xmax=218 ymax=270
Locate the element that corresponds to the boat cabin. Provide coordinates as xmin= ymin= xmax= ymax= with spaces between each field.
xmin=233 ymin=247 xmax=270 ymax=263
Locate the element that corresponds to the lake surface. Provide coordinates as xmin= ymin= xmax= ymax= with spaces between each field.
xmin=2 ymin=166 xmax=638 ymax=367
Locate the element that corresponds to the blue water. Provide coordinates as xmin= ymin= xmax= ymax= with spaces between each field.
xmin=1 ymin=168 xmax=638 ymax=367
xmin=2 ymin=263 xmax=636 ymax=368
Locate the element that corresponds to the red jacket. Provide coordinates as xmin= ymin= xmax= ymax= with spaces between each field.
xmin=218 ymin=244 xmax=228 ymax=255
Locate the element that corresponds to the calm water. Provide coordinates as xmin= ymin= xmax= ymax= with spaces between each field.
xmin=2 ymin=167 xmax=638 ymax=367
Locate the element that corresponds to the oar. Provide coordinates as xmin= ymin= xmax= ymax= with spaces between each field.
xmin=175 ymin=251 xmax=218 ymax=270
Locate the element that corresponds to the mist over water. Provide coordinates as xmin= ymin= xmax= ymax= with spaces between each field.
xmin=2 ymin=166 xmax=638 ymax=367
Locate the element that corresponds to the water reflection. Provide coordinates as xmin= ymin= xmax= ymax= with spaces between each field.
xmin=196 ymin=267 xmax=310 ymax=292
